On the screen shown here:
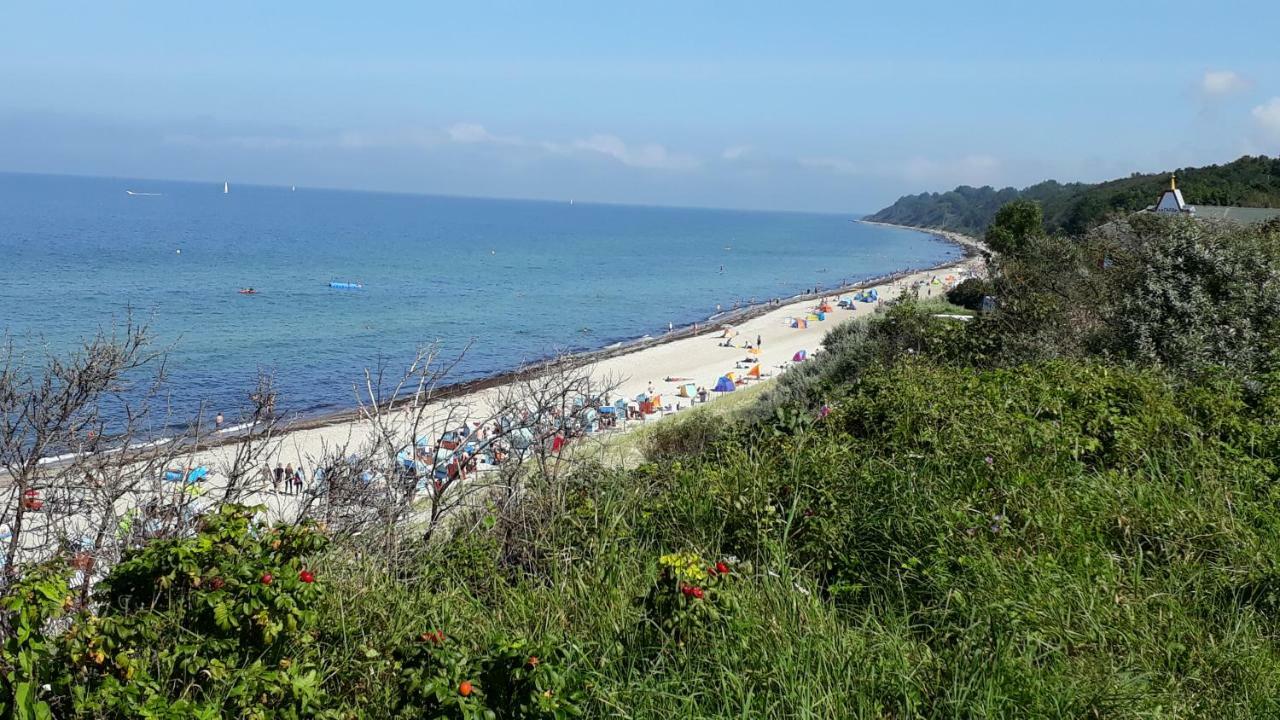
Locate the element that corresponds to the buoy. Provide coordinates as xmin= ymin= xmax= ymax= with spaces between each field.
xmin=176 ymin=249 xmax=181 ymax=254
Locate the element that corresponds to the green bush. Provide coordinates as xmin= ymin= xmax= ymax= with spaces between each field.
xmin=945 ymin=277 xmax=993 ymax=311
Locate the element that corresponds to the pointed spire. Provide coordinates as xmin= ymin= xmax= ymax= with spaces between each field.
xmin=1170 ymin=174 xmax=1177 ymax=191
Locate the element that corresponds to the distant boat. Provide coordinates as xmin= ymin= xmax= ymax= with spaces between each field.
xmin=569 ymin=199 xmax=575 ymax=205
xmin=125 ymin=190 xmax=161 ymax=196
xmin=223 ymin=181 xmax=229 ymax=194
xmin=291 ymin=185 xmax=296 ymax=192
xmin=238 ymin=288 xmax=258 ymax=295
xmin=329 ymin=280 xmax=363 ymax=290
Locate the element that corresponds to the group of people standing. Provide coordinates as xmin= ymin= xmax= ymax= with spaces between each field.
xmin=264 ymin=463 xmax=306 ymax=494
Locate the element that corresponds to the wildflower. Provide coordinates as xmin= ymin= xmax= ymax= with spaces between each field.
xmin=715 ymin=561 xmax=730 ymax=575
xmin=527 ymin=656 xmax=540 ymax=668
xmin=989 ymin=513 xmax=1007 ymax=534
xmin=299 ymin=569 xmax=315 ymax=584
xmin=984 ymin=455 xmax=994 ymax=466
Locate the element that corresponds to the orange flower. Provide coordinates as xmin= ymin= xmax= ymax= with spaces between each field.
xmin=459 ymin=680 xmax=473 ymax=697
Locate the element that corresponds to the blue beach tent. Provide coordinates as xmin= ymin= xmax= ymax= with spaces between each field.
xmin=163 ymin=466 xmax=208 ymax=484
xmin=713 ymin=376 xmax=736 ymax=393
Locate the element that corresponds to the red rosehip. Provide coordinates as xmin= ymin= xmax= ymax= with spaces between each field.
xmin=715 ymin=562 xmax=730 ymax=575
xmin=691 ymin=586 xmax=705 ymax=599
xmin=299 ymin=569 xmax=315 ymax=584
xmin=209 ymin=577 xmax=225 ymax=591
xmin=680 ymin=585 xmax=693 ymax=597
xmin=260 ymin=573 xmax=274 ymax=585
xmin=459 ymin=680 xmax=473 ymax=697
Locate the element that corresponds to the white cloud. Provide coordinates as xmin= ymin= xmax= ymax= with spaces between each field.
xmin=902 ymin=154 xmax=1001 ymax=185
xmin=1253 ymin=98 xmax=1280 ymax=139
xmin=799 ymin=156 xmax=859 ymax=175
xmin=561 ymin=134 xmax=700 ymax=170
xmin=1200 ymin=70 xmax=1251 ymax=97
xmin=722 ymin=145 xmax=752 ymax=161
xmin=446 ymin=123 xmax=522 ymax=145
xmin=165 ymin=122 xmax=700 ymax=172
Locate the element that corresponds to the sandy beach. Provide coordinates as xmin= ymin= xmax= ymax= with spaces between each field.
xmin=190 ymin=224 xmax=985 ymax=495
xmin=2 ymin=224 xmax=985 ymax=560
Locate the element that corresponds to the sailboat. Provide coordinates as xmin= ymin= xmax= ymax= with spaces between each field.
xmin=223 ymin=181 xmax=229 ymax=194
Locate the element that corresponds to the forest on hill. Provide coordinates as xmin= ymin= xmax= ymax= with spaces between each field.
xmin=866 ymin=154 xmax=1280 ymax=236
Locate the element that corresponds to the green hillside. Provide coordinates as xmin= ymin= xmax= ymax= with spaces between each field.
xmin=867 ymin=155 xmax=1280 ymax=236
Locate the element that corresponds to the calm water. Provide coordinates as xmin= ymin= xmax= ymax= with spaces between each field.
xmin=0 ymin=172 xmax=957 ymax=426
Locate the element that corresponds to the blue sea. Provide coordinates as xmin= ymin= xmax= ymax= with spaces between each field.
xmin=0 ymin=172 xmax=958 ymax=427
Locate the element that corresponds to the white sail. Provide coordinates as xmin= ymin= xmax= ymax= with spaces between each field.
xmin=223 ymin=181 xmax=229 ymax=194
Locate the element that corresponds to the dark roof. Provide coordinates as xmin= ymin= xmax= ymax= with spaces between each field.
xmin=1188 ymin=205 xmax=1280 ymax=225
xmin=1140 ymin=204 xmax=1280 ymax=225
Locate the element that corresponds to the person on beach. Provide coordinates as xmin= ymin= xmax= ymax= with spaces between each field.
xmin=647 ymin=381 xmax=655 ymax=396
xmin=668 ymin=322 xmax=673 ymax=333
xmin=214 ymin=412 xmax=223 ymax=429
xmin=284 ymin=464 xmax=295 ymax=494
xmin=261 ymin=464 xmax=273 ymax=491
xmin=293 ymin=467 xmax=305 ymax=494
xmin=273 ymin=464 xmax=283 ymax=492
xmin=757 ymin=334 xmax=762 ymax=347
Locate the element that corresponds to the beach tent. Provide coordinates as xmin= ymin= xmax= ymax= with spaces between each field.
xmin=791 ymin=319 xmax=808 ymax=329
xmin=713 ymin=376 xmax=736 ymax=393
xmin=792 ymin=350 xmax=808 ymax=362
xmin=163 ymin=466 xmax=208 ymax=484
xmin=816 ymin=312 xmax=826 ymax=321
xmin=818 ymin=303 xmax=833 ymax=313
xmin=747 ymin=365 xmax=761 ymax=379
xmin=677 ymin=382 xmax=697 ymax=398
xmin=725 ymin=372 xmax=736 ymax=381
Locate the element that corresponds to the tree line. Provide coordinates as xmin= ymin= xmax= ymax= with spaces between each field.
xmin=866 ymin=154 xmax=1280 ymax=236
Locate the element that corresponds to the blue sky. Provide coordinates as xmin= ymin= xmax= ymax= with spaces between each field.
xmin=2 ymin=1 xmax=1278 ymax=212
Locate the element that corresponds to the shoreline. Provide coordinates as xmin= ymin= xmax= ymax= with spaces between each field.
xmin=197 ymin=224 xmax=979 ymax=446
xmin=6 ymin=224 xmax=984 ymax=482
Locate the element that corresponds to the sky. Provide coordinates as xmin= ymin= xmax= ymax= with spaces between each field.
xmin=1 ymin=1 xmax=1279 ymax=213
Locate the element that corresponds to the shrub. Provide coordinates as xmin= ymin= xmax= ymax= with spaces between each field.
xmin=640 ymin=552 xmax=741 ymax=646
xmin=394 ymin=632 xmax=585 ymax=719
xmin=945 ymin=277 xmax=993 ymax=311
xmin=54 ymin=505 xmax=332 ymax=718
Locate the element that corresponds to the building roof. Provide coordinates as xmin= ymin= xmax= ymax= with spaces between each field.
xmin=1187 ymin=205 xmax=1280 ymax=225
xmin=1141 ymin=175 xmax=1280 ymax=226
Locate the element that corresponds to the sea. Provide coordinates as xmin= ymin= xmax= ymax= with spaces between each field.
xmin=0 ymin=172 xmax=959 ymax=430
